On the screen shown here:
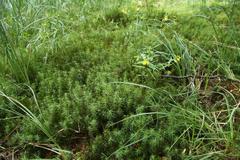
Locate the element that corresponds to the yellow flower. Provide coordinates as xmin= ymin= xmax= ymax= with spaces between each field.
xmin=175 ymin=55 xmax=181 ymax=62
xmin=136 ymin=1 xmax=144 ymax=7
xmin=163 ymin=15 xmax=168 ymax=21
xmin=121 ymin=8 xmax=128 ymax=14
xmin=136 ymin=6 xmax=141 ymax=11
xmin=165 ymin=70 xmax=172 ymax=75
xmin=142 ymin=59 xmax=150 ymax=66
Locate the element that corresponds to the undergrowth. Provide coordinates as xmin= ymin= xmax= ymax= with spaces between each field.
xmin=0 ymin=0 xmax=240 ymax=159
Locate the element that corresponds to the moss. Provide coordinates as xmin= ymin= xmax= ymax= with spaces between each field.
xmin=1 ymin=1 xmax=240 ymax=159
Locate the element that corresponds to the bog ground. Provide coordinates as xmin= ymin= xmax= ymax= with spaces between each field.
xmin=0 ymin=0 xmax=240 ymax=159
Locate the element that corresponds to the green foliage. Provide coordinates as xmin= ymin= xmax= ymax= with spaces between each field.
xmin=1 ymin=0 xmax=240 ymax=159
xmin=104 ymin=8 xmax=130 ymax=26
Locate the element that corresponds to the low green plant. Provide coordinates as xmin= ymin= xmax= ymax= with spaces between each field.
xmin=1 ymin=0 xmax=240 ymax=159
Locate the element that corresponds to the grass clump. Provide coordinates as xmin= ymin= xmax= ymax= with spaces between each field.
xmin=1 ymin=0 xmax=240 ymax=159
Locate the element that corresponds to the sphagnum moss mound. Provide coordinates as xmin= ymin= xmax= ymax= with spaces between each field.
xmin=0 ymin=0 xmax=240 ymax=159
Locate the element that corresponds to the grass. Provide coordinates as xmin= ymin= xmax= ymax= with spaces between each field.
xmin=0 ymin=0 xmax=240 ymax=159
